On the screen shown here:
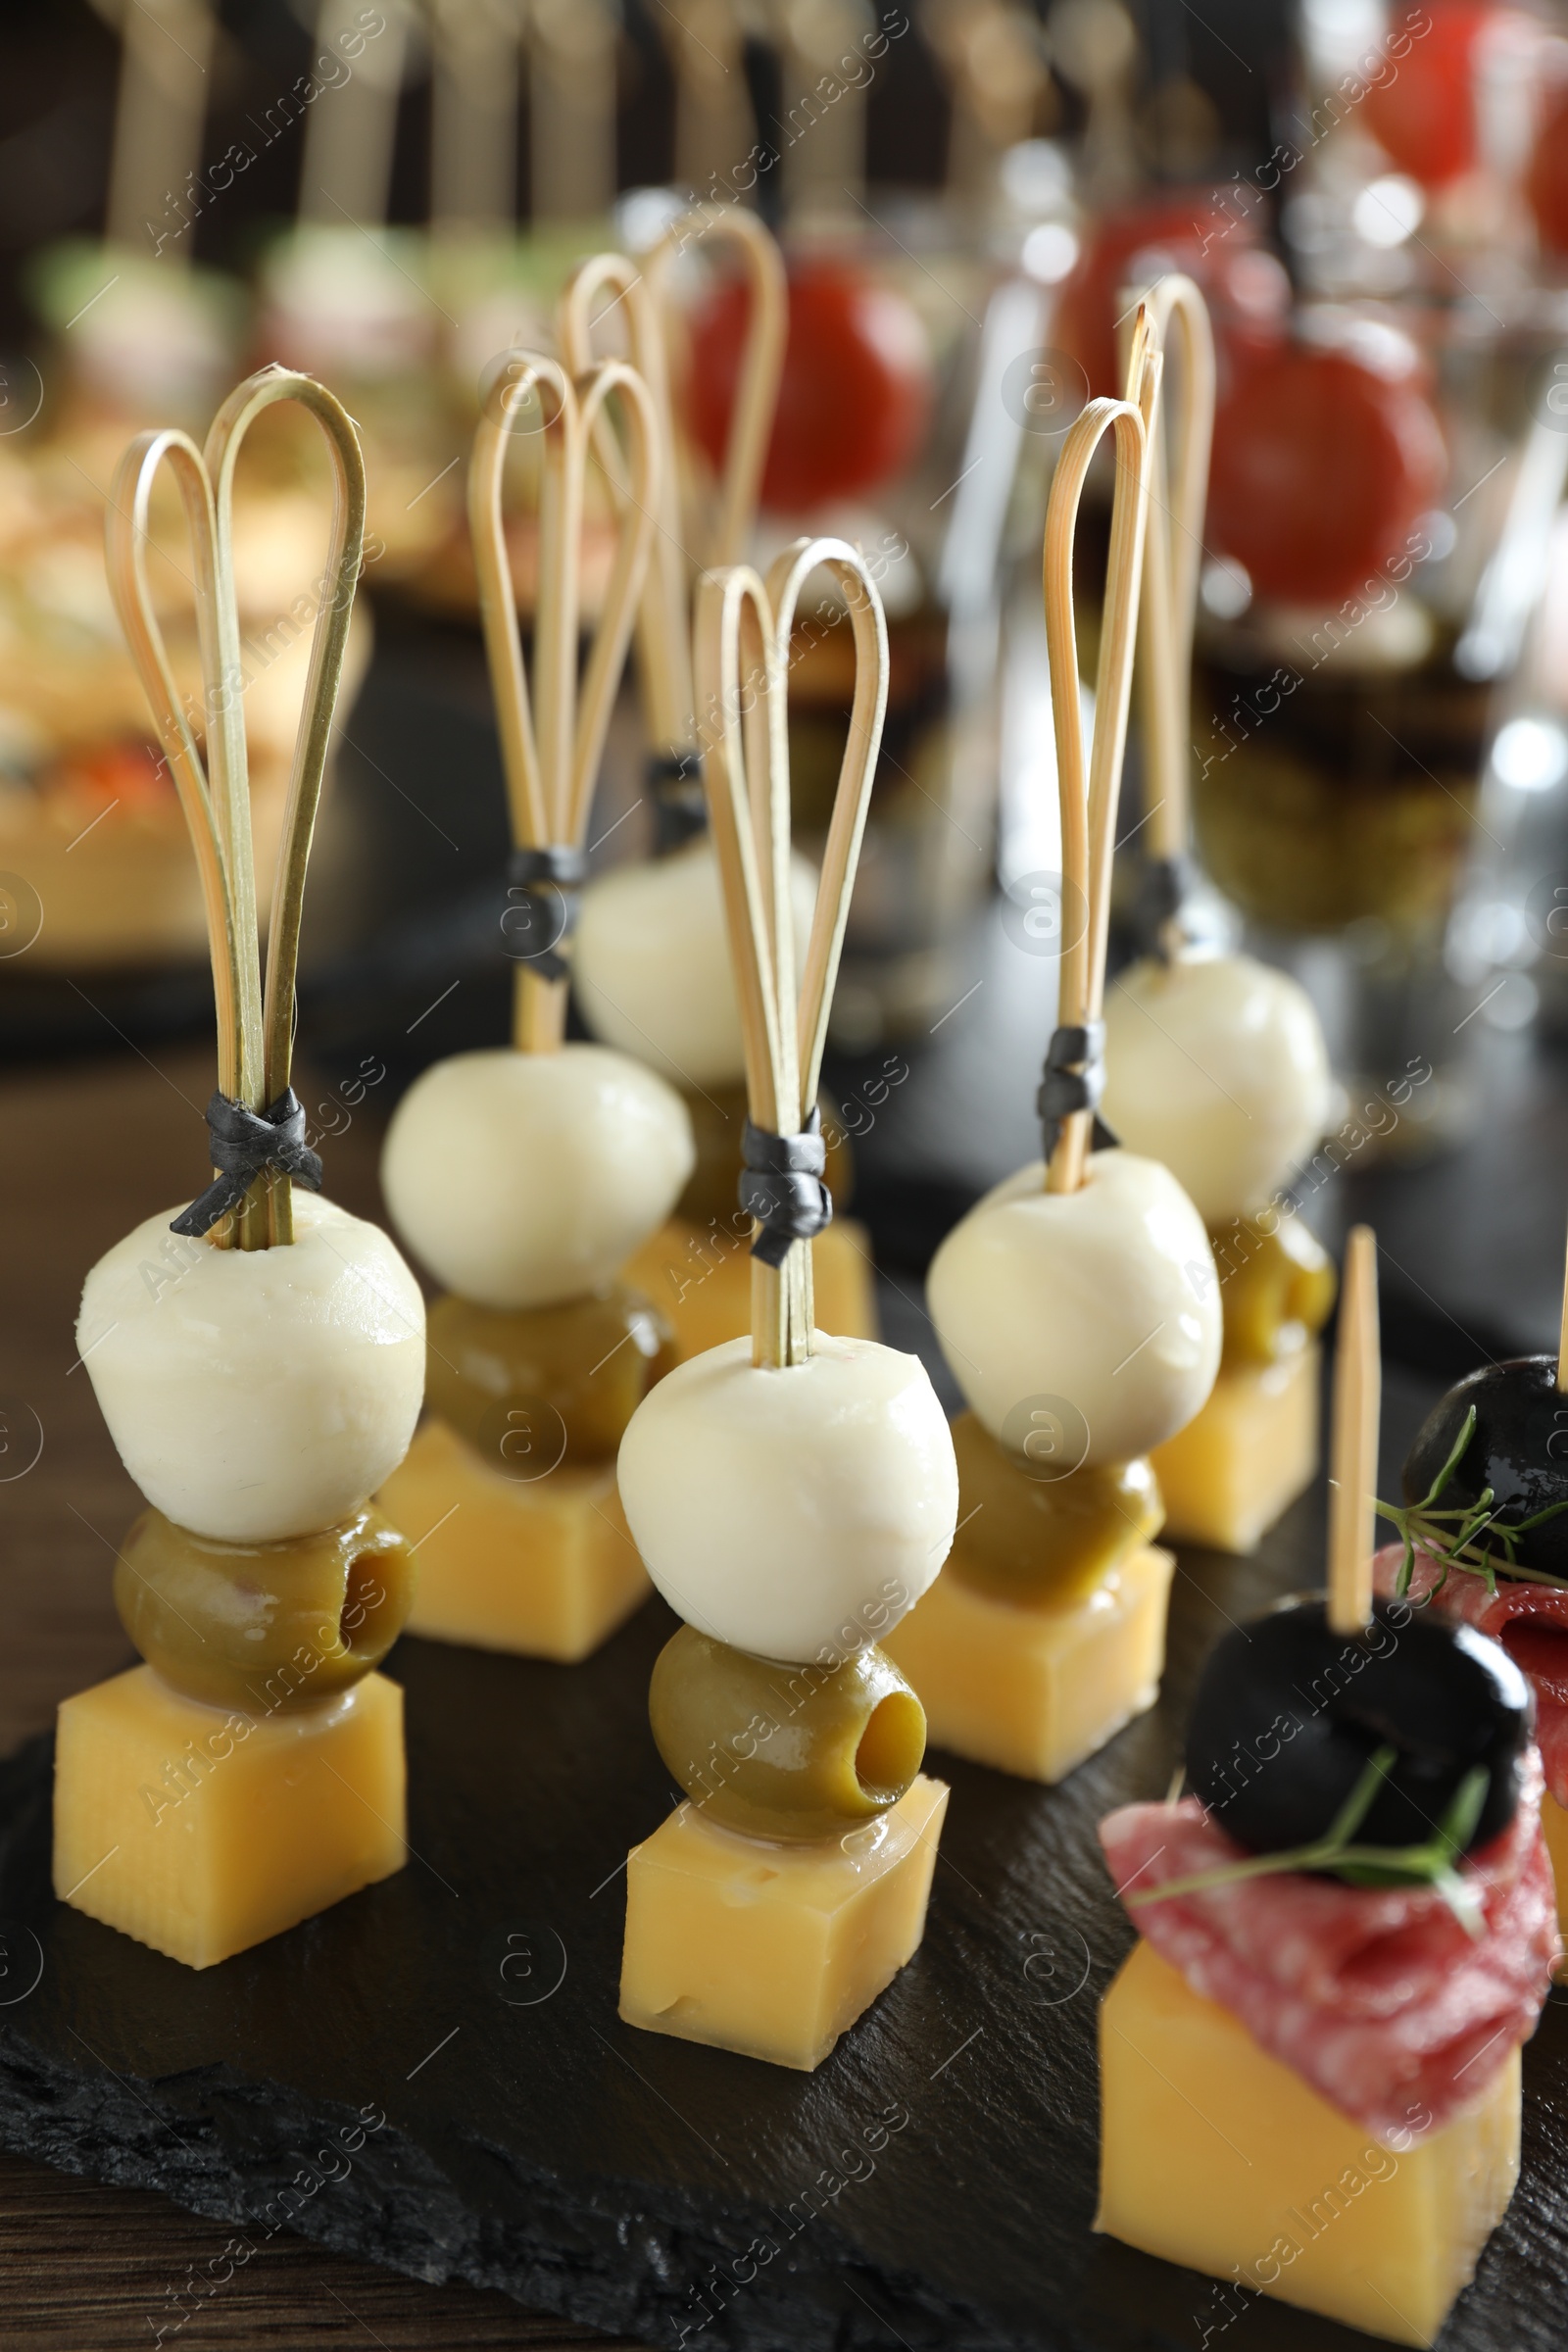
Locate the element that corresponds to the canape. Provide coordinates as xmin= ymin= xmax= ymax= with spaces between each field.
xmin=377 ymin=346 xmax=691 ymax=1661
xmin=616 ymin=541 xmax=958 ymax=2070
xmin=56 ymin=368 xmax=425 ymax=1971
xmin=884 ymin=296 xmax=1221 ymax=1784
xmin=1097 ymin=1229 xmax=1554 ymax=2346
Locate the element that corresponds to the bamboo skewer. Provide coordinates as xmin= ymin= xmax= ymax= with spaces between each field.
xmin=105 ymin=368 xmax=368 ymax=1250
xmin=1557 ymin=1219 xmax=1568 ymax=1394
xmin=468 ymin=351 xmax=660 ymax=1052
xmin=1042 ymin=310 xmax=1155 ymax=1197
xmin=1126 ymin=275 xmax=1214 ymax=874
xmin=694 ymin=541 xmax=890 ymax=1372
xmin=559 ymin=211 xmax=787 ymax=771
xmin=1328 ymin=1225 xmax=1380 ymax=1636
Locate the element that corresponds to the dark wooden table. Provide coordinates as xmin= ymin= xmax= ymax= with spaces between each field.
xmin=0 ymin=1042 xmax=637 ymax=2348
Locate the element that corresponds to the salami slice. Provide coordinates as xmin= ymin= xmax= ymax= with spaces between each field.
xmin=1374 ymin=1539 xmax=1568 ymax=1811
xmin=1101 ymin=1746 xmax=1555 ymax=2143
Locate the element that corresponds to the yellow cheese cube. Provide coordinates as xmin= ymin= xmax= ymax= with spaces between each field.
xmin=619 ymin=1773 xmax=948 ymax=2071
xmin=1151 ymin=1343 xmax=1319 ymax=1554
xmin=620 ymin=1215 xmax=877 ymax=1360
xmin=882 ymin=1546 xmax=1173 ymax=1783
xmin=1098 ymin=1939 xmax=1520 ymax=2348
xmin=377 ymin=1417 xmax=649 ymax=1662
xmin=54 ymin=1666 xmax=405 ymax=1971
xmin=1540 ymin=1790 xmax=1568 ymax=1937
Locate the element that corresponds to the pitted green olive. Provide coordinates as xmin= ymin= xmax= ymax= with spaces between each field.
xmin=426 ymin=1280 xmax=674 ymax=1470
xmin=1211 ymin=1215 xmax=1337 ymax=1369
xmin=116 ymin=1503 xmax=414 ymax=1712
xmin=946 ymin=1412 xmax=1163 ymax=1609
xmin=649 ymin=1624 xmax=926 ymax=1841
xmin=676 ymin=1082 xmax=853 ymax=1231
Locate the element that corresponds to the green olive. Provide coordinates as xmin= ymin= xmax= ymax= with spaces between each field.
xmin=116 ymin=1503 xmax=415 ymax=1713
xmin=946 ymin=1412 xmax=1163 ymax=1609
xmin=426 ymin=1280 xmax=674 ymax=1471
xmin=675 ymin=1081 xmax=853 ymax=1232
xmin=1211 ymin=1216 xmax=1338 ymax=1370
xmin=649 ymin=1625 xmax=927 ymax=1842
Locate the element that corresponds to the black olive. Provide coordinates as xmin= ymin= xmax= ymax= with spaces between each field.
xmin=1403 ymin=1355 xmax=1568 ymax=1579
xmin=1184 ymin=1594 xmax=1532 ymax=1858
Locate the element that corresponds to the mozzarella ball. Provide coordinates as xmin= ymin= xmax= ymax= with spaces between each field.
xmin=573 ymin=838 xmax=818 ymax=1089
xmin=381 ymin=1045 xmax=694 ymax=1309
xmin=1102 ymin=951 xmax=1332 ymax=1225
xmin=617 ymin=1333 xmax=957 ymax=1665
xmin=79 ymin=1194 xmax=424 ymax=1544
xmin=927 ymin=1150 xmax=1221 ymax=1466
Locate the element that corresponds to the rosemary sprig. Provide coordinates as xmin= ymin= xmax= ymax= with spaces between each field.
xmin=1127 ymin=1745 xmax=1493 ymax=1939
xmin=1374 ymin=1405 xmax=1568 ymax=1600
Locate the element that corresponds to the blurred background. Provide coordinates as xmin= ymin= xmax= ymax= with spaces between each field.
xmin=4 ymin=0 xmax=1568 ymax=1364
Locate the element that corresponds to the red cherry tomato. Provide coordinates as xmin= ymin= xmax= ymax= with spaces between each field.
xmin=686 ymin=256 xmax=932 ymax=514
xmin=1054 ymin=190 xmax=1289 ymax=400
xmin=44 ymin=737 xmax=172 ymax=812
xmin=1527 ymin=79 xmax=1568 ymax=254
xmin=1362 ymin=3 xmax=1494 ymax=189
xmin=1206 ymin=336 xmax=1446 ymax=607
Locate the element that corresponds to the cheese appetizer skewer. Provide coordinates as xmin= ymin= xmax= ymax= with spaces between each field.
xmin=57 ymin=368 xmax=424 ymax=1972
xmin=1098 ymin=1229 xmax=1553 ymax=2346
xmin=886 ymin=300 xmax=1220 ymax=1784
xmin=378 ymin=349 xmax=692 ymax=1661
xmin=1101 ymin=274 xmax=1337 ymax=1553
xmin=616 ymin=540 xmax=958 ymax=2072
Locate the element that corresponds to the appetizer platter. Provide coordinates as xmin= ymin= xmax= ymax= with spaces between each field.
xmin=9 ymin=12 xmax=1568 ymax=2339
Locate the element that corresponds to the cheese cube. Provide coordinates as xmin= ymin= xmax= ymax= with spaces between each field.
xmin=620 ymin=1215 xmax=877 ymax=1360
xmin=619 ymin=1774 xmax=948 ymax=2070
xmin=1150 ymin=1343 xmax=1319 ymax=1554
xmin=54 ymin=1666 xmax=405 ymax=1971
xmin=377 ymin=1417 xmax=649 ymax=1662
xmin=1098 ymin=1939 xmax=1520 ymax=2347
xmin=882 ymin=1546 xmax=1173 ymax=1783
xmin=1540 ymin=1790 xmax=1568 ymax=1937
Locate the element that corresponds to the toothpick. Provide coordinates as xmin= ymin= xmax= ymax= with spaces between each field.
xmin=106 ymin=368 xmax=368 ymax=1250
xmin=693 ymin=541 xmax=889 ymax=1371
xmin=1328 ymin=1225 xmax=1380 ymax=1637
xmin=1557 ymin=1217 xmax=1568 ymax=1394
xmin=1123 ymin=275 xmax=1214 ymax=874
xmin=1041 ymin=313 xmax=1155 ymax=1196
xmin=468 ymin=350 xmax=659 ymax=1051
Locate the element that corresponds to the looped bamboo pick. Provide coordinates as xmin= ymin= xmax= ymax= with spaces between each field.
xmin=105 ymin=365 xmax=368 ymax=1251
xmin=1121 ymin=274 xmax=1215 ymax=884
xmin=558 ymin=209 xmax=787 ymax=765
xmin=1328 ymin=1225 xmax=1380 ymax=1636
xmin=1043 ymin=310 xmax=1156 ymax=1197
xmin=694 ymin=540 xmax=890 ymax=1371
xmin=468 ymin=349 xmax=660 ymax=1050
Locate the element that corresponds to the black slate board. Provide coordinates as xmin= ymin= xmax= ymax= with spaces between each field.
xmin=2 ymin=1393 xmax=1567 ymax=2352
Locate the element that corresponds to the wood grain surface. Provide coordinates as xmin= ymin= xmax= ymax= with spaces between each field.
xmin=0 ymin=1043 xmax=638 ymax=2349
